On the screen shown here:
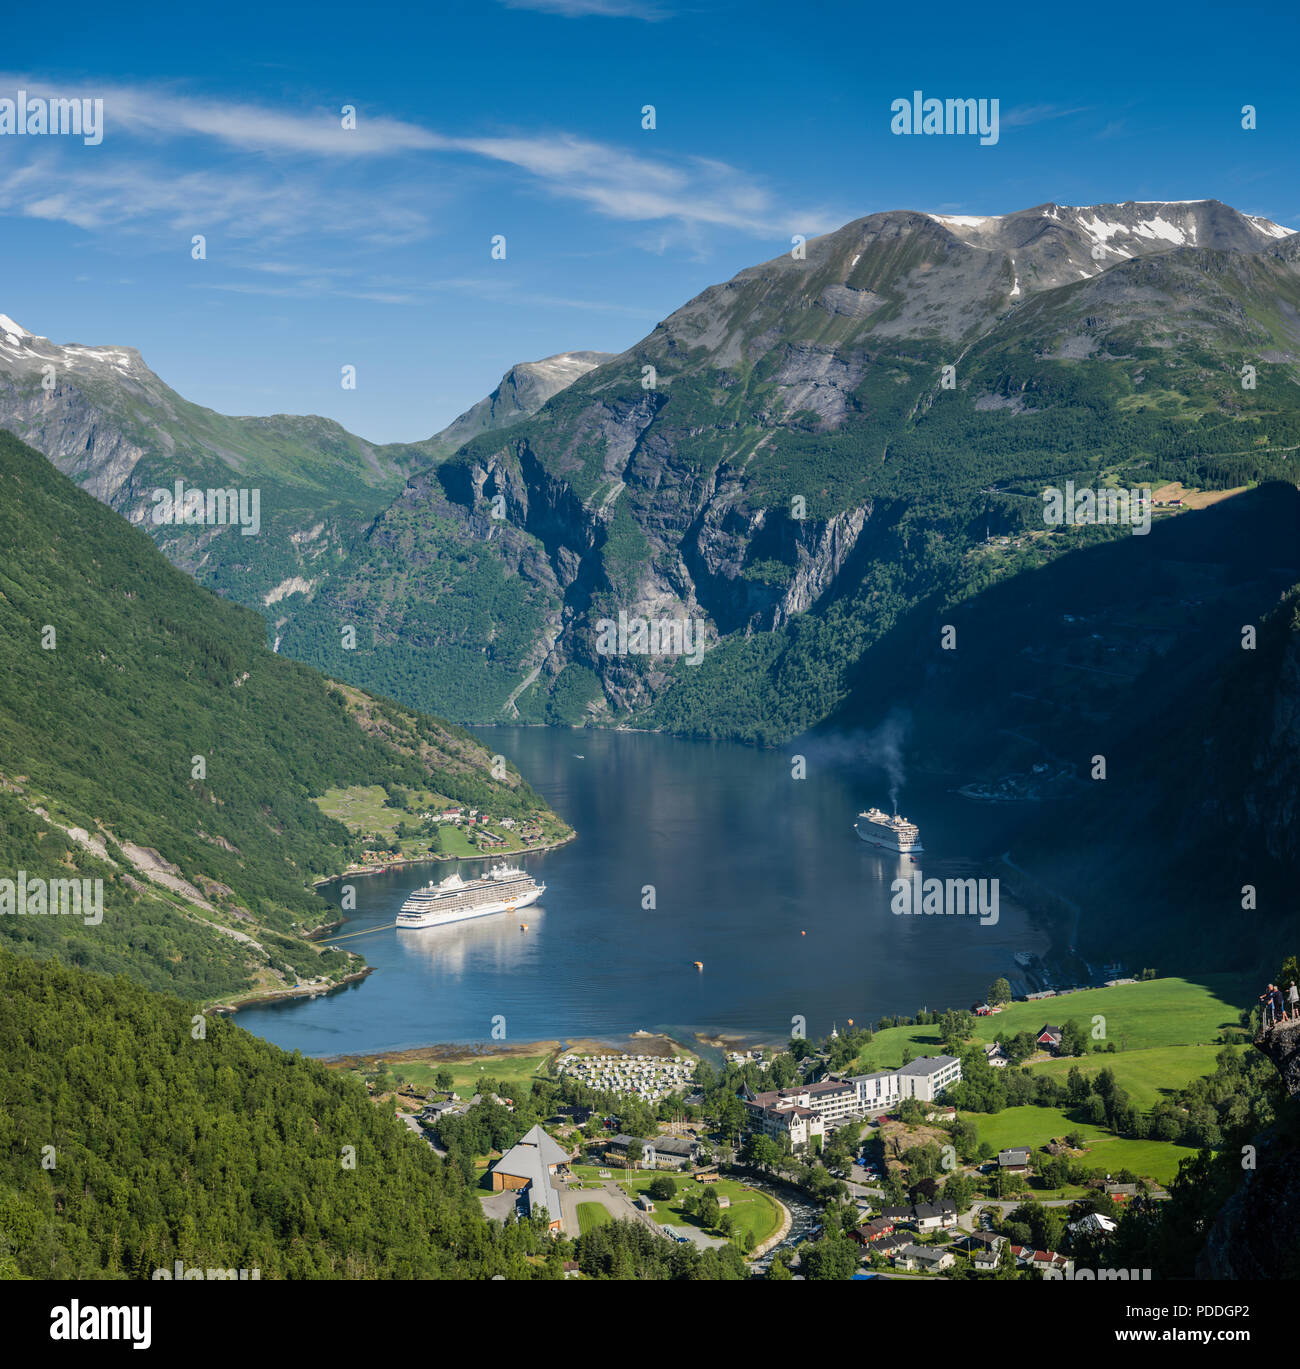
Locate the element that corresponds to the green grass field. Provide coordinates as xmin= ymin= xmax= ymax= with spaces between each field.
xmin=312 ymin=783 xmax=539 ymax=860
xmin=361 ymin=1051 xmax=552 ymax=1100
xmin=435 ymin=825 xmax=483 ymax=858
xmin=850 ymin=975 xmax=1251 ymax=1074
xmin=1029 ymin=1043 xmax=1240 ymax=1109
xmin=964 ymin=1105 xmax=1196 ymax=1184
xmin=576 ymin=1202 xmax=611 ymax=1234
xmin=570 ymin=1166 xmax=782 ymax=1247
xmin=313 ymin=783 xmax=437 ymax=838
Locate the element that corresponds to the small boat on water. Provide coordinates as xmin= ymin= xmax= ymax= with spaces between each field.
xmin=693 ymin=961 xmax=703 ymax=970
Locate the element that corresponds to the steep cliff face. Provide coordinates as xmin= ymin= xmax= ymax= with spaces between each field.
xmin=1259 ymin=1019 xmax=1300 ymax=1101
xmin=1196 ymin=1021 xmax=1300 ymax=1279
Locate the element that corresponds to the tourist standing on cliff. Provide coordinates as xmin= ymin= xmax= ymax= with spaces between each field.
xmin=1287 ymin=981 xmax=1298 ymax=1023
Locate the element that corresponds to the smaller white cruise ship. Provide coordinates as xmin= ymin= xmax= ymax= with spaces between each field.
xmin=855 ymin=807 xmax=923 ymax=855
xmin=396 ymin=864 xmax=544 ymax=929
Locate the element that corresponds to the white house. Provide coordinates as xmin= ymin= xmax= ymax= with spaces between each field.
xmin=911 ymin=1200 xmax=959 ymax=1233
xmin=895 ymin=1244 xmax=954 ymax=1273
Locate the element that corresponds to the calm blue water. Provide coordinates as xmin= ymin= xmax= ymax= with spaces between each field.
xmin=235 ymin=727 xmax=1049 ymax=1055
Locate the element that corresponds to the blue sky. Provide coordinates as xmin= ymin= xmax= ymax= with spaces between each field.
xmin=2 ymin=0 xmax=1297 ymax=442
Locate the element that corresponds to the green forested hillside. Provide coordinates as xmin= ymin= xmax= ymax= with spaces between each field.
xmin=0 ymin=950 xmax=557 ymax=1279
xmin=0 ymin=428 xmax=566 ymax=1000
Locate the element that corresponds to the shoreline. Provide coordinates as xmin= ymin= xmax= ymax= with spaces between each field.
xmin=310 ymin=828 xmax=577 ymax=890
xmin=208 ymin=965 xmax=375 ymax=1015
xmin=317 ymin=1029 xmax=693 ymax=1069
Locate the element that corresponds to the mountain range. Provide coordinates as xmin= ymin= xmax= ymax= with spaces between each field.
xmin=3 ymin=199 xmax=1300 ymax=743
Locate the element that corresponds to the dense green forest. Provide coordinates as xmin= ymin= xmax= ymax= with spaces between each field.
xmin=0 ymin=428 xmax=566 ymax=999
xmin=0 ymin=950 xmax=561 ymax=1279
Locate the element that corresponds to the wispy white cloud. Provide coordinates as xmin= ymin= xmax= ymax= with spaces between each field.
xmin=192 ymin=262 xmax=663 ymax=315
xmin=1001 ymin=103 xmax=1092 ymax=128
xmin=0 ymin=76 xmax=838 ymax=247
xmin=0 ymin=155 xmax=432 ymax=245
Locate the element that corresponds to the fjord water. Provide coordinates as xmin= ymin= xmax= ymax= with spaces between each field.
xmin=236 ymin=727 xmax=1048 ymax=1057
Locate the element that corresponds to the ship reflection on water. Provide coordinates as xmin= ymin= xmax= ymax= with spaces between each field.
xmin=394 ymin=905 xmax=546 ymax=978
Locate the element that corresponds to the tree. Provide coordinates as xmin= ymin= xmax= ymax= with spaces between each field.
xmin=943 ymin=1172 xmax=975 ymax=1212
xmin=1040 ymin=1156 xmax=1070 ymax=1191
xmin=995 ymin=1169 xmax=1027 ymax=1199
xmin=1066 ymin=1066 xmax=1090 ymax=1106
xmin=434 ymin=1068 xmax=454 ymax=1093
xmin=698 ymin=1192 xmax=721 ymax=1228
xmin=1060 ymin=1020 xmax=1090 ymax=1058
xmin=802 ymin=1235 xmax=859 ymax=1280
xmin=749 ymin=1134 xmax=781 ymax=1173
xmin=647 ymin=1175 xmax=677 ymax=1202
xmin=988 ymin=977 xmax=1012 ymax=1007
xmin=768 ymin=1054 xmax=798 ymax=1089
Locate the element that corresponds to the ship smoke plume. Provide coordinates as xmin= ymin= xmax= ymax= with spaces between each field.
xmin=866 ymin=708 xmax=910 ymax=811
xmin=803 ymin=707 xmax=912 ymax=807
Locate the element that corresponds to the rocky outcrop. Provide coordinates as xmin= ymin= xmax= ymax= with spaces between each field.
xmin=1195 ymin=1020 xmax=1300 ymax=1279
xmin=429 ymin=351 xmax=616 ymax=455
xmin=1258 ymin=1018 xmax=1300 ymax=1099
xmin=776 ymin=505 xmax=871 ymax=625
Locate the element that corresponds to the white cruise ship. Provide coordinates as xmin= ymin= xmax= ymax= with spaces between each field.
xmin=855 ymin=807 xmax=923 ymax=854
xmin=396 ymin=864 xmax=544 ymax=929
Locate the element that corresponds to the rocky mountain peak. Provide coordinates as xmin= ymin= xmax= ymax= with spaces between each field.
xmin=428 ymin=349 xmax=616 ymax=453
